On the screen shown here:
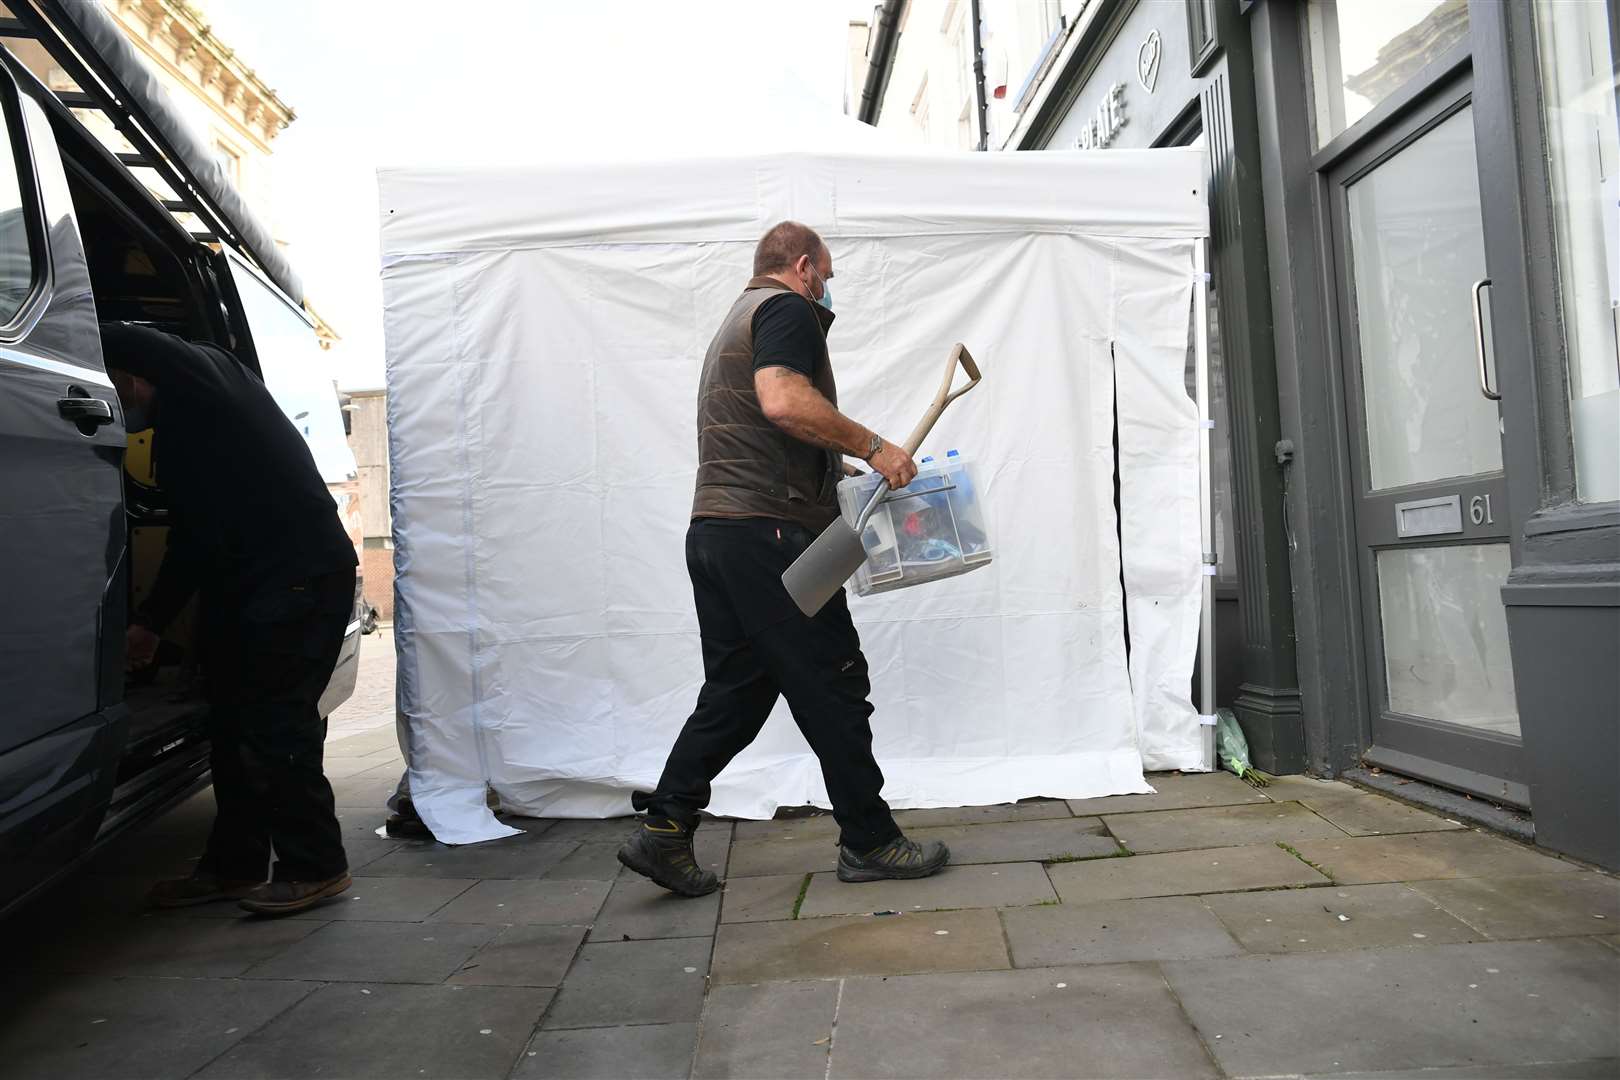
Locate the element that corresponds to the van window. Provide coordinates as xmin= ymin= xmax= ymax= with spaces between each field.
xmin=0 ymin=86 xmax=38 ymax=324
xmin=225 ymin=256 xmax=357 ymax=485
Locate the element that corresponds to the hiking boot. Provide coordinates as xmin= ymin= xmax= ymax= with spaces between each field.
xmin=617 ymin=818 xmax=719 ymax=898
xmin=238 ymin=873 xmax=352 ymax=917
xmin=148 ymin=872 xmax=263 ymax=908
xmin=837 ymin=835 xmax=950 ymax=883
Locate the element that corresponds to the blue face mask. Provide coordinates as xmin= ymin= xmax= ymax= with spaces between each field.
xmin=807 ymin=265 xmax=833 ymax=312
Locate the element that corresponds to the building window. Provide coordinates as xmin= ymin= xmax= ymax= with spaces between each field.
xmin=911 ymin=74 xmax=931 ymax=137
xmin=953 ymin=6 xmax=974 ymax=144
xmin=214 ymin=139 xmax=242 ymax=185
xmin=1535 ymin=0 xmax=1620 ymax=503
xmin=1305 ymin=0 xmax=1469 ymax=148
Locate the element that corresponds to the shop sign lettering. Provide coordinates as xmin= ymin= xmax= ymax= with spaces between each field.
xmin=1073 ymin=83 xmax=1127 ymax=150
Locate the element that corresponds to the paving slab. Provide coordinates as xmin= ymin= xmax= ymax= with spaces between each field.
xmin=361 ymin=837 xmax=578 ymax=879
xmin=328 ymin=766 xmax=406 ymax=809
xmin=711 ymin=907 xmax=1010 ymax=983
xmin=333 ymin=807 xmax=407 ymax=870
xmin=450 ymin=923 xmax=589 ymax=988
xmin=693 ymin=980 xmax=838 ymax=1079
xmin=1164 ymin=937 xmax=1620 ymax=1077
xmin=500 ymin=815 xmax=562 ymax=837
xmin=324 ymin=754 xmax=400 ymax=779
xmin=1304 ymin=1060 xmax=1620 ymax=1079
xmin=13 ymin=874 xmax=159 ymax=936
xmin=1067 ymin=770 xmax=1271 ymax=815
xmin=430 ymin=878 xmax=613 ymax=925
xmin=732 ymin=812 xmax=840 ymax=843
xmin=516 ymin=1022 xmax=699 ymax=1079
xmin=39 ymin=912 xmax=323 ymax=977
xmin=1408 ymin=873 xmax=1620 ymax=939
xmin=324 ymin=730 xmax=401 ymax=757
xmin=1001 ymin=895 xmax=1243 ymax=967
xmin=588 ymin=875 xmax=722 ymax=941
xmin=1296 ymin=794 xmax=1466 ymax=837
xmin=798 ymin=861 xmax=1056 ymax=918
xmin=697 ymin=824 xmax=733 ymax=877
xmin=1046 ymin=843 xmax=1328 ymax=904
xmin=539 ymin=817 xmax=645 ymax=843
xmin=543 ymin=842 xmax=629 ymax=881
xmin=719 ymin=873 xmax=806 ymax=924
xmin=830 ymin=964 xmax=1219 ymax=1079
xmin=909 ymin=816 xmax=1121 ymax=864
xmin=1291 ymin=830 xmax=1582 ymax=885
xmin=243 ymin=919 xmax=499 ymax=983
xmin=892 ymin=798 xmax=1073 ymax=829
xmin=1259 ymin=773 xmax=1365 ymax=801
xmin=542 ymin=937 xmax=711 ymax=1029
xmin=287 ymin=875 xmax=477 ymax=921
xmin=1205 ymin=882 xmax=1483 ymax=954
xmin=727 ymin=833 xmax=841 ymax=878
xmin=198 ymin=982 xmax=551 ymax=1079
xmin=83 ymin=817 xmax=210 ymax=879
xmin=1103 ymin=801 xmax=1346 ymax=854
xmin=0 ymin=975 xmax=317 ymax=1080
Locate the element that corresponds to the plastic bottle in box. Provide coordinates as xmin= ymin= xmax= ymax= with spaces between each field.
xmin=943 ymin=449 xmax=990 ymax=560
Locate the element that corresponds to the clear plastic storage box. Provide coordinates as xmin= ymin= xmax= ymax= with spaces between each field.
xmin=835 ymin=450 xmax=993 ymax=597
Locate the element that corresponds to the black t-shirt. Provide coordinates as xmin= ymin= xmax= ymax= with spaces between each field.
xmin=751 ymin=292 xmax=824 ymax=378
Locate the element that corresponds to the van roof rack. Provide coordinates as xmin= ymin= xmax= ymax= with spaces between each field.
xmin=0 ymin=0 xmax=303 ymax=302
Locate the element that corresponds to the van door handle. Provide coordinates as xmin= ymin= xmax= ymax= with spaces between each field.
xmin=58 ymin=396 xmax=115 ymax=425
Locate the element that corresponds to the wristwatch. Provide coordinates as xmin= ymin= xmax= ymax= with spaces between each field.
xmin=860 ymin=432 xmax=884 ymax=462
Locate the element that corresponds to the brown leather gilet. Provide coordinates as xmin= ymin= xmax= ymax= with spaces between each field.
xmin=690 ymin=277 xmax=841 ymax=530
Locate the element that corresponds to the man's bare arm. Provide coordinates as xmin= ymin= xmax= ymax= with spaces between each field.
xmin=754 ymin=366 xmax=918 ymax=489
xmin=754 ymin=366 xmax=872 ymax=456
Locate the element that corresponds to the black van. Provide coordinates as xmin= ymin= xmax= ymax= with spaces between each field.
xmin=0 ymin=7 xmax=361 ymax=915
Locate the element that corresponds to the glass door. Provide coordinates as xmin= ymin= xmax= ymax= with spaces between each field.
xmin=1326 ymin=76 xmax=1527 ymax=804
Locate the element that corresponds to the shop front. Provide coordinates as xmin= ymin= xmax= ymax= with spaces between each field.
xmin=1022 ymin=0 xmax=1620 ymax=869
xmin=1248 ymin=0 xmax=1618 ymax=868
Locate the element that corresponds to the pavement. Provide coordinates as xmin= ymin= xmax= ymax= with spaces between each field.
xmin=2 ymin=629 xmax=1616 ymax=1079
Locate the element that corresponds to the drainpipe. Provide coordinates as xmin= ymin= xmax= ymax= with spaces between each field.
xmin=970 ymin=0 xmax=989 ymax=150
xmin=857 ymin=0 xmax=907 ymax=126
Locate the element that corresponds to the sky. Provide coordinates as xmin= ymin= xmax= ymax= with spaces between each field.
xmin=201 ymin=0 xmax=888 ymax=390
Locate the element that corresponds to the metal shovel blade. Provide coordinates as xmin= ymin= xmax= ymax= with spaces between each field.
xmin=782 ymin=519 xmax=870 ymax=617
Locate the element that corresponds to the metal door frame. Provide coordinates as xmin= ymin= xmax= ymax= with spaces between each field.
xmin=1320 ymin=61 xmax=1532 ymax=805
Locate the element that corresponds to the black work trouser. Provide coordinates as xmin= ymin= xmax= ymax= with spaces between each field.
xmin=196 ymin=568 xmax=353 ymax=883
xmin=634 ymin=518 xmax=901 ymax=853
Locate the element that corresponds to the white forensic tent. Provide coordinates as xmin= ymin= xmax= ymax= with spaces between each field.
xmin=379 ymin=149 xmax=1211 ymax=844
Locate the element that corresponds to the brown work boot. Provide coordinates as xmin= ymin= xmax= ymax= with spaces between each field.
xmin=238 ymin=873 xmax=352 ymax=917
xmin=148 ymin=872 xmax=264 ymax=908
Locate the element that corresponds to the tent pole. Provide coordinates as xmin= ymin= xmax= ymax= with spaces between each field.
xmin=1194 ymin=235 xmax=1217 ymax=772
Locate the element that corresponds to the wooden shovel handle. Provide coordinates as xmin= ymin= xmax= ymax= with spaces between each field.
xmin=901 ymin=343 xmax=982 ymax=456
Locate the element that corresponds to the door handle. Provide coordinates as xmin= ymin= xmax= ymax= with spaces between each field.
xmin=1471 ymin=278 xmax=1500 ymax=401
xmin=58 ymin=393 xmax=116 ymax=438
xmin=58 ymin=396 xmax=114 ymax=424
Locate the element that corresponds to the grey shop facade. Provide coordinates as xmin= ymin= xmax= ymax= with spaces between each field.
xmin=1016 ymin=0 xmax=1619 ymax=869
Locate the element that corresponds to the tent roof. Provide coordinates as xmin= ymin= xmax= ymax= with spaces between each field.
xmin=378 ymin=148 xmax=1209 ymax=258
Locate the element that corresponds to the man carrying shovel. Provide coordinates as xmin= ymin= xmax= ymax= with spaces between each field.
xmin=619 ymin=221 xmax=950 ymax=896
